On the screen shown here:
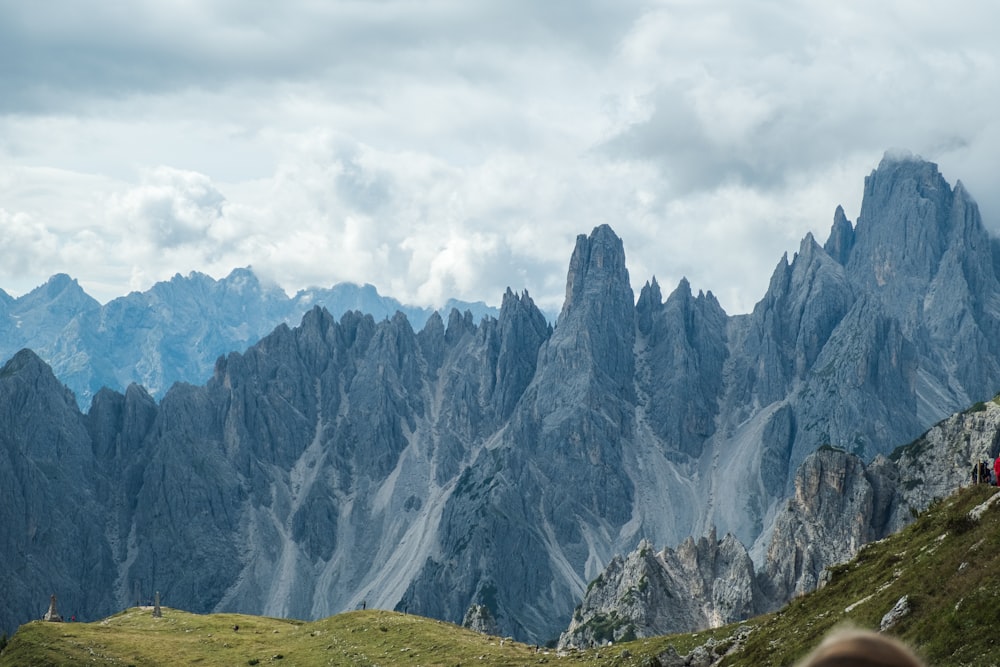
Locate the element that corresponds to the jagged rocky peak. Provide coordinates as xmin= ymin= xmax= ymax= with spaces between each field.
xmin=86 ymin=383 xmax=157 ymax=462
xmin=560 ymin=223 xmax=633 ymax=322
xmin=494 ymin=288 xmax=551 ymax=419
xmin=548 ymin=224 xmax=635 ymax=393
xmin=19 ymin=273 xmax=100 ymax=312
xmin=445 ymin=307 xmax=476 ymax=344
xmin=2 ymin=346 xmax=51 ymax=376
xmin=0 ymin=349 xmax=94 ymax=470
xmin=498 ymin=287 xmax=548 ymax=329
xmin=635 ymin=276 xmax=663 ymax=335
xmin=664 ymin=276 xmax=691 ymax=306
xmin=637 ymin=274 xmax=728 ymax=459
xmin=497 ymin=287 xmax=549 ymax=342
xmin=221 ymin=266 xmax=264 ymax=293
xmin=824 ymin=205 xmax=855 ymax=265
xmin=40 ymin=273 xmax=86 ymax=297
xmin=0 ymin=348 xmax=79 ymax=411
xmin=416 ymin=309 xmax=446 ymax=374
xmin=848 ymin=152 xmax=956 ymax=293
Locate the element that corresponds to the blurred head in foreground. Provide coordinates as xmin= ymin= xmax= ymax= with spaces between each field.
xmin=796 ymin=629 xmax=925 ymax=667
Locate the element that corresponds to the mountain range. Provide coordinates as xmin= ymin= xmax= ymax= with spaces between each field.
xmin=0 ymin=271 xmax=498 ymax=408
xmin=5 ymin=482 xmax=1000 ymax=665
xmin=3 ymin=152 xmax=1000 ymax=645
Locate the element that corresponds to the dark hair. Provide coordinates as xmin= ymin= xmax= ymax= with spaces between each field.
xmin=796 ymin=629 xmax=925 ymax=667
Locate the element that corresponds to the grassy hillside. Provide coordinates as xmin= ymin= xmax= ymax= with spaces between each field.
xmin=620 ymin=483 xmax=1000 ymax=667
xmin=0 ymin=608 xmax=558 ymax=666
xmin=3 ymin=485 xmax=999 ymax=666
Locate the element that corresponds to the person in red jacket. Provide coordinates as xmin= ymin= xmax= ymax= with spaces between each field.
xmin=993 ymin=456 xmax=1000 ymax=486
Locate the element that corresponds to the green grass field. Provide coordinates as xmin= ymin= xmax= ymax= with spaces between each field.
xmin=0 ymin=607 xmax=577 ymax=666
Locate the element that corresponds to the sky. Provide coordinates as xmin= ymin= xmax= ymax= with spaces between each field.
xmin=2 ymin=1 xmax=999 ymax=316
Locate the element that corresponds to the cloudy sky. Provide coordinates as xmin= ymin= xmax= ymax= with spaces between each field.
xmin=1 ymin=1 xmax=998 ymax=315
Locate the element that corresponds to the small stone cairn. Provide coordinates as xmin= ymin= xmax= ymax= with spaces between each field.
xmin=43 ymin=594 xmax=63 ymax=622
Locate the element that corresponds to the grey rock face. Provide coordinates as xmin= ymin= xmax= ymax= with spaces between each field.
xmin=880 ymin=595 xmax=911 ymax=632
xmin=462 ymin=603 xmax=500 ymax=635
xmin=0 ymin=350 xmax=117 ymax=634
xmin=824 ymin=205 xmax=855 ymax=266
xmin=559 ymin=532 xmax=757 ymax=649
xmin=636 ymin=277 xmax=728 ymax=460
xmin=890 ymin=398 xmax=1000 ymax=509
xmin=757 ymin=448 xmax=901 ymax=607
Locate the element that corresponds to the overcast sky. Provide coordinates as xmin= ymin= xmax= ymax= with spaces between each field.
xmin=2 ymin=1 xmax=998 ymax=315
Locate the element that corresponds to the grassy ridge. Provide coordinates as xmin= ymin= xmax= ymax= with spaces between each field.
xmin=0 ymin=608 xmax=558 ymax=666
xmin=715 ymin=484 xmax=1000 ymax=666
xmin=4 ymin=485 xmax=1000 ymax=666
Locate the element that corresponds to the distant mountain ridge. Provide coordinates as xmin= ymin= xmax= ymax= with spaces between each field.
xmin=3 ymin=152 xmax=1000 ymax=646
xmin=0 ymin=271 xmax=499 ymax=406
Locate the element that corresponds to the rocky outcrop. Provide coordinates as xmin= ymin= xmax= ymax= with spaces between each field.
xmin=636 ymin=277 xmax=728 ymax=460
xmin=891 ymin=398 xmax=1000 ymax=508
xmin=462 ymin=603 xmax=500 ymax=635
xmin=559 ymin=532 xmax=757 ymax=648
xmin=757 ymin=448 xmax=903 ymax=607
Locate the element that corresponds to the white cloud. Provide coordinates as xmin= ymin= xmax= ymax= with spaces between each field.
xmin=0 ymin=0 xmax=999 ymax=316
xmin=110 ymin=167 xmax=225 ymax=249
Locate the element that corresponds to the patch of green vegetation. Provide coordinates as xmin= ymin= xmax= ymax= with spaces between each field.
xmin=816 ymin=444 xmax=846 ymax=454
xmin=0 ymin=609 xmax=558 ymax=667
xmin=969 ymin=401 xmax=988 ymax=413
xmin=579 ymin=611 xmax=637 ymax=646
xmin=890 ymin=427 xmax=939 ymax=461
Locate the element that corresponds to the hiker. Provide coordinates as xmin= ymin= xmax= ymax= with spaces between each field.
xmin=795 ymin=628 xmax=925 ymax=667
xmin=994 ymin=456 xmax=1000 ymax=486
xmin=972 ymin=460 xmax=990 ymax=485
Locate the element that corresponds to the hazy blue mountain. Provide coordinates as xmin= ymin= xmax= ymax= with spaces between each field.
xmin=0 ymin=270 xmax=498 ymax=407
xmin=3 ymin=153 xmax=1000 ymax=646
